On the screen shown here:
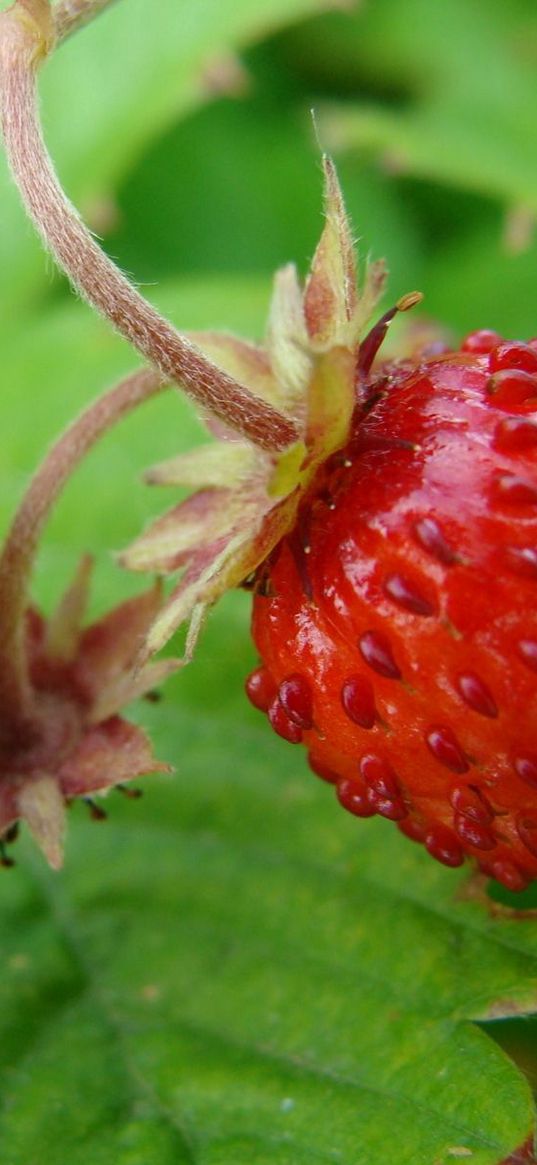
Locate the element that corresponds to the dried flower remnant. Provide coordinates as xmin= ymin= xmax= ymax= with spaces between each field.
xmin=0 ymin=369 xmax=176 ymax=868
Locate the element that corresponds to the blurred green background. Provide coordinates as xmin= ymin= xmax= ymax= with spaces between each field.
xmin=97 ymin=0 xmax=537 ymax=336
xmin=2 ymin=1 xmax=537 ymax=1161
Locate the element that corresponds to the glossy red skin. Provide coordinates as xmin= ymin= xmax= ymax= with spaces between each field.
xmin=248 ymin=338 xmax=537 ymax=890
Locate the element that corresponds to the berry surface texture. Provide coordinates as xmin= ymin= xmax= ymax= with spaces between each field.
xmin=247 ymin=330 xmax=537 ymax=891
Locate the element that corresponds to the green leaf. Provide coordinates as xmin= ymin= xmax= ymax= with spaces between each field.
xmin=42 ymin=0 xmax=342 ymax=197
xmin=320 ymin=99 xmax=537 ymax=212
xmin=413 ymin=220 xmax=537 ymax=340
xmin=302 ymin=0 xmax=537 ymax=212
xmin=110 ymin=99 xmax=423 ymax=288
xmin=1 ymin=617 xmax=537 ymax=1163
xmin=1 ymin=279 xmax=537 ymax=1164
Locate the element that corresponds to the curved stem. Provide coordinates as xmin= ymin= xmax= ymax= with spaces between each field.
xmin=0 ymin=367 xmax=165 ymax=731
xmin=53 ymin=0 xmax=120 ymax=42
xmin=0 ymin=5 xmax=297 ymax=452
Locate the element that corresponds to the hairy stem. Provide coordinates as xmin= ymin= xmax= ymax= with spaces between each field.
xmin=53 ymin=0 xmax=119 ymax=42
xmin=0 ymin=367 xmax=165 ymax=732
xmin=0 ymin=3 xmax=297 ymax=452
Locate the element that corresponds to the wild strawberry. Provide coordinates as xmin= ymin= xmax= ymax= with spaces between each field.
xmin=110 ymin=155 xmax=537 ymax=892
xmin=247 ymin=328 xmax=537 ymax=891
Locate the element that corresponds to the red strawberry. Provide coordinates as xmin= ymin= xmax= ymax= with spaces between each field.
xmin=113 ymin=156 xmax=537 ymax=891
xmin=247 ymin=327 xmax=537 ymax=891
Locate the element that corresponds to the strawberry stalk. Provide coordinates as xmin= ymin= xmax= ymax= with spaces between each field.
xmin=0 ymin=0 xmax=297 ymax=453
xmin=0 ymin=367 xmax=164 ymax=739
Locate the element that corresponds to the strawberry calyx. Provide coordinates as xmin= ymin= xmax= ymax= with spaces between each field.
xmin=122 ymin=159 xmax=421 ymax=664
